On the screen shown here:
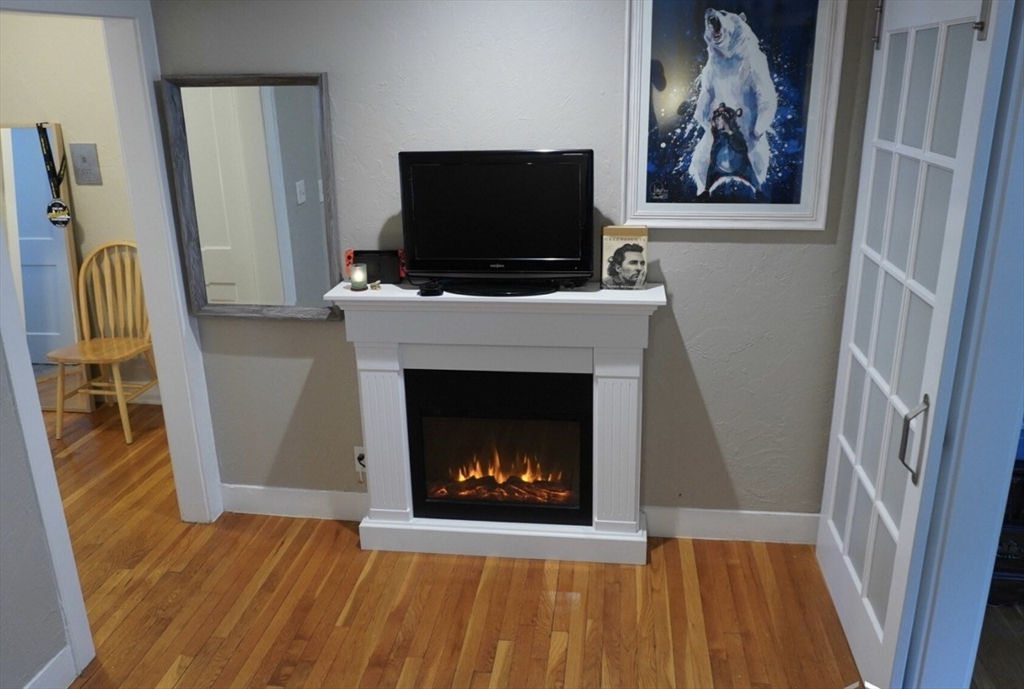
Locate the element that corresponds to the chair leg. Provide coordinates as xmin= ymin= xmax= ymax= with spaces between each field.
xmin=100 ymin=364 xmax=114 ymax=406
xmin=55 ymin=362 xmax=65 ymax=440
xmin=111 ymin=363 xmax=133 ymax=444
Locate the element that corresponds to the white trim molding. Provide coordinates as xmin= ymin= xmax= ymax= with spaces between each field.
xmin=23 ymin=646 xmax=77 ymax=689
xmin=220 ymin=484 xmax=819 ymax=546
xmin=100 ymin=12 xmax=222 ymax=523
xmin=1 ymin=240 xmax=95 ymax=675
xmin=221 ymin=484 xmax=369 ymax=522
xmin=130 ymin=383 xmax=161 ymax=406
xmin=644 ymin=506 xmax=819 ymax=544
xmin=905 ymin=6 xmax=1024 ymax=684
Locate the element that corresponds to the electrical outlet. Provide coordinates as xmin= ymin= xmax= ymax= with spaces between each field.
xmin=354 ymin=446 xmax=366 ymax=483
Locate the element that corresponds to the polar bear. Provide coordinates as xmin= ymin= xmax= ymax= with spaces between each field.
xmin=688 ymin=8 xmax=778 ymax=199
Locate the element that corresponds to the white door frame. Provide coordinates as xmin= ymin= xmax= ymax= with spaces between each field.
xmin=0 ymin=0 xmax=222 ymax=521
xmin=1 ymin=236 xmax=94 ymax=677
xmin=0 ymin=127 xmax=24 ymax=316
xmin=260 ymin=85 xmax=298 ymax=306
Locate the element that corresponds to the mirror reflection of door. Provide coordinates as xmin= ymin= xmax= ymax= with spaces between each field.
xmin=0 ymin=123 xmax=90 ymax=412
xmin=181 ymin=86 xmax=282 ymax=304
xmin=180 ymin=85 xmax=329 ymax=307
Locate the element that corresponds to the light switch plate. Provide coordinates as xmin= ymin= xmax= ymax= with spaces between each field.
xmin=295 ymin=179 xmax=306 ymax=205
xmin=70 ymin=143 xmax=102 ymax=185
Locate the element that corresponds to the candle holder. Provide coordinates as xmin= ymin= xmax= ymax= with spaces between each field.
xmin=350 ymin=263 xmax=368 ymax=291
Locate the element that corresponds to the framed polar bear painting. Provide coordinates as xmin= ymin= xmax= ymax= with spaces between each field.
xmin=623 ymin=0 xmax=847 ymax=230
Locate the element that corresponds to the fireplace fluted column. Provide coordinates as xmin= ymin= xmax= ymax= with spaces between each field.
xmin=593 ymin=348 xmax=644 ymax=534
xmin=353 ymin=343 xmax=413 ymax=523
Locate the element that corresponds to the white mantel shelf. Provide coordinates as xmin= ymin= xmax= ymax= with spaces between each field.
xmin=325 ymin=281 xmax=666 ymax=313
xmin=326 ymin=281 xmax=666 ymax=564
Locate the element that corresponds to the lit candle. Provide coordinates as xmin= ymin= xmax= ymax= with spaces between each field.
xmin=350 ymin=263 xmax=368 ymax=291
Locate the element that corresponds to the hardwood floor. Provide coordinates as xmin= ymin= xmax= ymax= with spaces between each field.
xmin=971 ymin=602 xmax=1024 ymax=689
xmin=48 ymin=405 xmax=860 ymax=689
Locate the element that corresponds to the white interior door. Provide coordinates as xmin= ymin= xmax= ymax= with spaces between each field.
xmin=816 ymin=1 xmax=1009 ymax=687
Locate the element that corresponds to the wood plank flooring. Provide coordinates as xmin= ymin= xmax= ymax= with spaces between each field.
xmin=970 ymin=602 xmax=1024 ymax=689
xmin=48 ymin=404 xmax=861 ymax=689
xmin=35 ymin=362 xmax=91 ymax=412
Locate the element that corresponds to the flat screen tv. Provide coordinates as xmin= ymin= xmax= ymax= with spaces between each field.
xmin=399 ymin=149 xmax=594 ymax=296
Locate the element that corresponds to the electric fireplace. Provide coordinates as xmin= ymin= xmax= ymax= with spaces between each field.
xmin=325 ymin=281 xmax=666 ymax=564
xmin=405 ymin=369 xmax=592 ymax=526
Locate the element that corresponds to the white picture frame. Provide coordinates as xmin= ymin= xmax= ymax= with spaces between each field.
xmin=622 ymin=0 xmax=847 ymax=230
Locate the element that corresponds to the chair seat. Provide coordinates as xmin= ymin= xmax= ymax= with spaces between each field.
xmin=47 ymin=337 xmax=151 ymax=365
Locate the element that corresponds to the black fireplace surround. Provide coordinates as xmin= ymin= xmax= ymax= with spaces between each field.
xmin=404 ymin=369 xmax=593 ymax=526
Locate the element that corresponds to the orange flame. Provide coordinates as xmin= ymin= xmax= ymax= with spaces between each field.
xmin=451 ymin=447 xmax=563 ymax=484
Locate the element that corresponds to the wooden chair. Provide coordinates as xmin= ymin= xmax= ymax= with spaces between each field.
xmin=47 ymin=240 xmax=157 ymax=444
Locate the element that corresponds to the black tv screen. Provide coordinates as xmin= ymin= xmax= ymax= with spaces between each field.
xmin=399 ymin=149 xmax=593 ymax=293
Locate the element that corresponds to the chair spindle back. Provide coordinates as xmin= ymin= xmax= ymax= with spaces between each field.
xmin=77 ymin=241 xmax=150 ymax=342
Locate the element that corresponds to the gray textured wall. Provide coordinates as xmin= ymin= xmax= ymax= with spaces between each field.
xmin=0 ymin=340 xmax=68 ymax=688
xmin=152 ymin=0 xmax=873 ymax=511
xmin=197 ymin=318 xmax=362 ymax=490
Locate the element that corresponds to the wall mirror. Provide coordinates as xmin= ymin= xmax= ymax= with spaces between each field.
xmin=160 ymin=74 xmax=341 ymax=319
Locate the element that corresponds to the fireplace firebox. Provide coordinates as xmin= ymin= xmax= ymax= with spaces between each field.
xmin=405 ymin=369 xmax=593 ymax=526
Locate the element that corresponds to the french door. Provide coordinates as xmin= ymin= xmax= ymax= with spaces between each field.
xmin=816 ymin=1 xmax=1011 ymax=687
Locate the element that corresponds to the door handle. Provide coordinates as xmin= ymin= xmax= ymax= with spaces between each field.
xmin=898 ymin=394 xmax=929 ymax=485
xmin=872 ymin=0 xmax=885 ymax=50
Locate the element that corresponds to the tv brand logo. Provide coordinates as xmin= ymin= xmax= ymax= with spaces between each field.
xmin=489 ymin=263 xmax=505 ymax=268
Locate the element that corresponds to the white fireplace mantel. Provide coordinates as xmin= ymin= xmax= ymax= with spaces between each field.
xmin=325 ymin=281 xmax=666 ymax=564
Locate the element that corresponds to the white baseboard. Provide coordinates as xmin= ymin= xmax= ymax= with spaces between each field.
xmin=24 ymin=645 xmax=77 ymax=689
xmin=220 ymin=483 xmax=369 ymax=521
xmin=643 ymin=506 xmax=818 ymax=544
xmin=131 ymin=387 xmax=160 ymax=405
xmin=128 ymin=381 xmax=161 ymax=405
xmin=219 ymin=485 xmax=818 ymax=544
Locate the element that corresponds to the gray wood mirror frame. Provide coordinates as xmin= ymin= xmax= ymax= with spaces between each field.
xmin=161 ymin=74 xmax=341 ymax=319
